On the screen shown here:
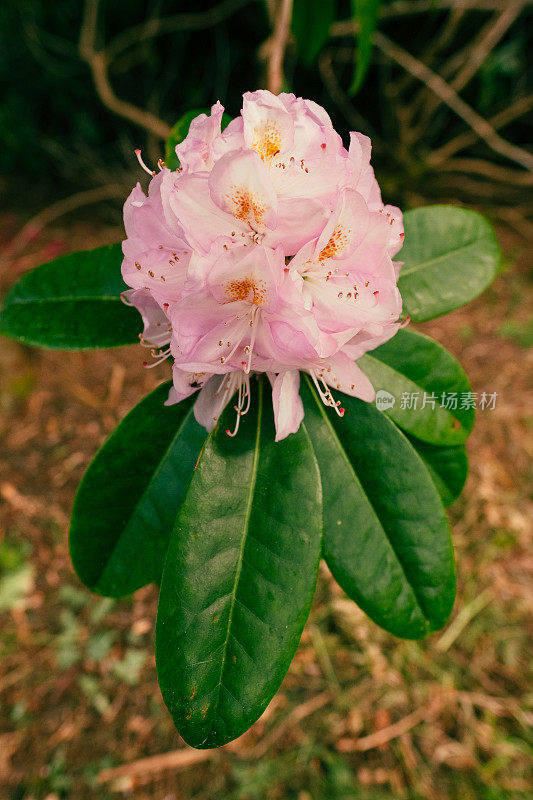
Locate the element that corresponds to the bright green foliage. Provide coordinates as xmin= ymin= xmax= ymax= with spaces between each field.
xmin=358 ymin=328 xmax=475 ymax=445
xmin=349 ymin=0 xmax=381 ymax=94
xmin=70 ymin=383 xmax=207 ymax=597
xmin=0 ymin=245 xmax=137 ymax=350
xmin=292 ymin=0 xmax=336 ymax=66
xmin=398 ymin=206 xmax=501 ymax=321
xmin=302 ymin=377 xmax=456 ymax=640
xmin=156 ymin=379 xmax=322 ymax=747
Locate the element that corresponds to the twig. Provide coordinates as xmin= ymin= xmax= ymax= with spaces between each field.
xmin=262 ymin=0 xmax=294 ymax=95
xmin=97 ymin=748 xmax=216 ymax=786
xmin=251 ymin=690 xmax=332 ymax=758
xmin=455 ymin=690 xmax=521 ymax=718
xmin=79 ymin=0 xmax=171 ymax=140
xmin=497 ymin=207 xmax=533 ymax=240
xmin=381 ymin=0 xmax=531 ymax=13
xmin=372 ymin=31 xmax=533 ymax=171
xmin=330 ymin=1 xmax=529 ymax=35
xmin=429 ymin=95 xmax=533 ymax=164
xmin=309 ymin=625 xmax=341 ymax=691
xmin=106 ymin=0 xmax=251 ymax=61
xmin=435 ymin=158 xmax=533 ymax=185
xmin=318 ymin=51 xmax=382 ymax=147
xmin=436 ymin=588 xmax=493 ymax=652
xmin=353 ymin=702 xmax=438 ymax=752
xmin=410 ymin=1 xmax=525 ymax=137
xmin=1 ymin=185 xmax=126 ymax=267
xmin=433 ymin=173 xmax=528 ymax=200
xmin=447 ymin=1 xmax=524 ymax=92
xmin=389 ymin=5 xmax=466 ymax=101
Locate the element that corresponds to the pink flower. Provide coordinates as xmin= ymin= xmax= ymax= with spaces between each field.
xmin=122 ymin=91 xmax=404 ymax=441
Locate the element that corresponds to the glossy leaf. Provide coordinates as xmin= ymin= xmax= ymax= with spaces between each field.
xmin=398 ymin=206 xmax=501 ymax=321
xmin=292 ymin=0 xmax=336 ymax=66
xmin=408 ymin=436 xmax=468 ymax=507
xmin=0 ymin=244 xmax=139 ymax=350
xmin=156 ymin=379 xmax=322 ymax=748
xmin=165 ymin=108 xmax=232 ymax=170
xmin=70 ymin=382 xmax=207 ymax=597
xmin=358 ymin=328 xmax=474 ymax=445
xmin=302 ymin=377 xmax=456 ymax=639
xmin=349 ymin=0 xmax=381 ymax=94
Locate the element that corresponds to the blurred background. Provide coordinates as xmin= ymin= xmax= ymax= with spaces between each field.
xmin=0 ymin=1 xmax=532 ymax=798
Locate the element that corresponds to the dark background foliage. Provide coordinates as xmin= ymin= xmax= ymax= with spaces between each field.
xmin=1 ymin=0 xmax=531 ymax=219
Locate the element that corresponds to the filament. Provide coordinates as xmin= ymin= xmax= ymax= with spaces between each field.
xmin=135 ymin=149 xmax=156 ymax=176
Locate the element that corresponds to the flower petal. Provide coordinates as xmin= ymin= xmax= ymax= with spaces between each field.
xmin=208 ymin=150 xmax=278 ymax=230
xmin=175 ymin=102 xmax=225 ymax=172
xmin=322 ymin=351 xmax=376 ymax=402
xmin=242 ymin=90 xmax=295 ymax=161
xmin=271 ymin=370 xmax=304 ymax=441
xmin=194 ymin=374 xmax=235 ymax=431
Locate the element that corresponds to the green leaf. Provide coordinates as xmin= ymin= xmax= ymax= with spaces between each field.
xmin=165 ymin=108 xmax=232 ymax=170
xmin=70 ymin=382 xmax=207 ymax=597
xmin=349 ymin=0 xmax=381 ymax=94
xmin=0 ymin=244 xmax=139 ymax=350
xmin=292 ymin=0 xmax=336 ymax=66
xmin=398 ymin=206 xmax=501 ymax=322
xmin=408 ymin=436 xmax=468 ymax=507
xmin=156 ymin=378 xmax=322 ymax=748
xmin=302 ymin=377 xmax=456 ymax=639
xmin=358 ymin=328 xmax=474 ymax=445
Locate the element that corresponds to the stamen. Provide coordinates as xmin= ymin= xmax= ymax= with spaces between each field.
xmin=310 ymin=369 xmax=345 ymax=417
xmin=226 ymin=373 xmax=251 ymax=437
xmin=135 ymin=149 xmax=156 ymax=176
xmin=143 ymin=347 xmax=171 ymax=368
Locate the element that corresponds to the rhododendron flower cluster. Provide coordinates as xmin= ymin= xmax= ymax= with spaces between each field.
xmin=122 ymin=90 xmax=404 ymax=440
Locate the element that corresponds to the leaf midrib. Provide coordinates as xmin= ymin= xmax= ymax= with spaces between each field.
xmin=206 ymin=379 xmax=263 ymax=738
xmin=303 ymin=375 xmax=428 ymax=621
xmin=399 ymin=235 xmax=489 ymax=277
